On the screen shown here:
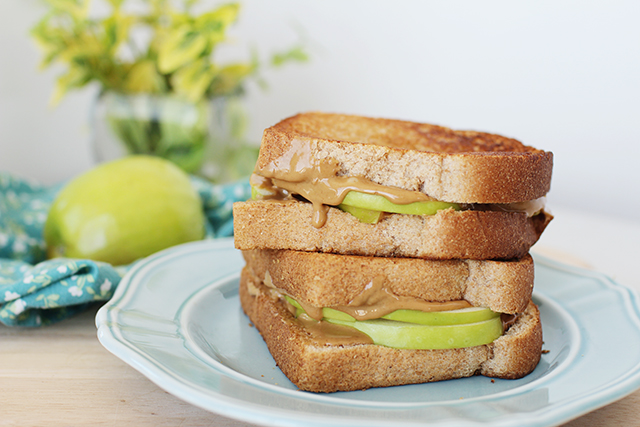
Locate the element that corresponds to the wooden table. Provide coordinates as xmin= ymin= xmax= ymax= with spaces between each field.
xmin=2 ymin=206 xmax=640 ymax=427
xmin=1 ymin=305 xmax=255 ymax=427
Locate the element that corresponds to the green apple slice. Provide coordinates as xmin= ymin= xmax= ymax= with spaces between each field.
xmin=286 ymin=296 xmax=499 ymax=326
xmin=251 ymin=185 xmax=276 ymax=200
xmin=325 ymin=317 xmax=503 ymax=350
xmin=337 ymin=204 xmax=384 ymax=224
xmin=381 ymin=307 xmax=500 ymax=325
xmin=341 ymin=191 xmax=460 ymax=216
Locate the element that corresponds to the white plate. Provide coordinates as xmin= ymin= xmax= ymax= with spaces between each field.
xmin=96 ymin=238 xmax=640 ymax=427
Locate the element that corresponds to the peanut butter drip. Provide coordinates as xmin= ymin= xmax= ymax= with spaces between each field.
xmin=253 ymin=138 xmax=435 ymax=227
xmin=288 ymin=275 xmax=472 ymax=322
xmin=256 ymin=272 xmax=372 ymax=345
xmin=249 ymin=174 xmax=289 ymax=200
xmin=296 ymin=313 xmax=374 ymax=346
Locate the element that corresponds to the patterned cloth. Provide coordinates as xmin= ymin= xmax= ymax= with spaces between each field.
xmin=0 ymin=172 xmax=250 ymax=327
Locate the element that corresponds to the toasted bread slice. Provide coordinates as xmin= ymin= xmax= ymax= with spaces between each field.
xmin=256 ymin=112 xmax=553 ymax=204
xmin=239 ymin=267 xmax=543 ymax=393
xmin=233 ymin=200 xmax=552 ymax=260
xmin=242 ymin=249 xmax=534 ymax=314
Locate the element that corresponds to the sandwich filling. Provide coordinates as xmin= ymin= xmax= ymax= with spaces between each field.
xmin=249 ymin=269 xmax=517 ymax=351
xmin=250 ymin=139 xmax=546 ymax=228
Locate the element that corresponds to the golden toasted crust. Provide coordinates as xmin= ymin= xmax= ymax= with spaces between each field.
xmin=242 ymin=249 xmax=534 ymax=314
xmin=239 ymin=267 xmax=543 ymax=393
xmin=233 ymin=200 xmax=553 ymax=260
xmin=480 ymin=300 xmax=543 ymax=379
xmin=258 ymin=112 xmax=553 ymax=203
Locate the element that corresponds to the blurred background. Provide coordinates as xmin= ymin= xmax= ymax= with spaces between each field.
xmin=1 ymin=0 xmax=639 ymax=222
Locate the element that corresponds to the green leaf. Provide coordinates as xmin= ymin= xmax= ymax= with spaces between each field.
xmin=101 ymin=13 xmax=134 ymax=52
xmin=59 ymin=33 xmax=105 ymax=63
xmin=44 ymin=0 xmax=88 ymax=20
xmin=208 ymin=63 xmax=253 ymax=96
xmin=30 ymin=17 xmax=68 ymax=68
xmin=197 ymin=3 xmax=240 ymax=27
xmin=157 ymin=26 xmax=209 ymax=74
xmin=29 ymin=0 xmax=305 ymax=104
xmin=50 ymin=65 xmax=91 ymax=105
xmin=196 ymin=3 xmax=240 ymax=45
xmin=105 ymin=0 xmax=125 ymax=8
xmin=171 ymin=59 xmax=217 ymax=102
xmin=272 ymin=45 xmax=309 ymax=67
xmin=184 ymin=0 xmax=201 ymax=10
xmin=124 ymin=60 xmax=166 ymax=93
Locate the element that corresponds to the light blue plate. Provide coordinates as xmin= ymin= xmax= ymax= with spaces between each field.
xmin=96 ymin=238 xmax=640 ymax=427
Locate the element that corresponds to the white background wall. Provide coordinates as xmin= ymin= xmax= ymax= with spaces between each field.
xmin=1 ymin=0 xmax=639 ymax=223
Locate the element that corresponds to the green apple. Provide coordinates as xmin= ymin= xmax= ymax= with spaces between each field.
xmin=250 ymin=184 xmax=459 ymax=223
xmin=251 ymin=184 xmax=274 ymax=200
xmin=285 ymin=295 xmax=499 ymax=326
xmin=285 ymin=295 xmax=504 ymax=348
xmin=44 ymin=155 xmax=205 ymax=266
xmin=285 ymin=296 xmax=500 ymax=326
xmin=381 ymin=307 xmax=500 ymax=325
xmin=336 ymin=204 xmax=384 ymax=224
xmin=340 ymin=191 xmax=460 ymax=216
xmin=326 ymin=317 xmax=503 ymax=350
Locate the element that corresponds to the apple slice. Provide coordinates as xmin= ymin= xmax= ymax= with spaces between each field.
xmin=337 ymin=204 xmax=384 ymax=224
xmin=251 ymin=185 xmax=275 ymax=200
xmin=381 ymin=307 xmax=500 ymax=325
xmin=286 ymin=296 xmax=498 ymax=326
xmin=340 ymin=191 xmax=460 ymax=216
xmin=326 ymin=317 xmax=503 ymax=350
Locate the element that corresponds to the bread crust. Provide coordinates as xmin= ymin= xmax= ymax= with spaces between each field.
xmin=233 ymin=200 xmax=552 ymax=260
xmin=239 ymin=267 xmax=543 ymax=393
xmin=242 ymin=249 xmax=534 ymax=314
xmin=258 ymin=112 xmax=553 ymax=203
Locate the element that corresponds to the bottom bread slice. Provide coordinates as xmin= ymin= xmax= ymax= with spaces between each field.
xmin=239 ymin=266 xmax=543 ymax=393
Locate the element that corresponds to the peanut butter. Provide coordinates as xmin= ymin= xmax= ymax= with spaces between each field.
xmin=253 ymin=138 xmax=435 ymax=227
xmin=289 ymin=275 xmax=472 ymax=321
xmin=339 ymin=276 xmax=471 ymax=320
xmin=250 ymin=273 xmax=373 ymax=345
xmin=296 ymin=313 xmax=373 ymax=346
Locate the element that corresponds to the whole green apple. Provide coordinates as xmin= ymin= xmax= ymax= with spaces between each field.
xmin=44 ymin=155 xmax=205 ymax=265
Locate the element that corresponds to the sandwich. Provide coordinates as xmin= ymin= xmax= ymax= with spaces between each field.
xmin=240 ymin=249 xmax=541 ymax=392
xmin=234 ymin=112 xmax=553 ymax=260
xmin=233 ymin=112 xmax=552 ymax=392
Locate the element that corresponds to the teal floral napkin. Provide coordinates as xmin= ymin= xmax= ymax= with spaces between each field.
xmin=0 ymin=172 xmax=250 ymax=327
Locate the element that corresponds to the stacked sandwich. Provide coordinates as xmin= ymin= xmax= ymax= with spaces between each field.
xmin=233 ymin=112 xmax=553 ymax=393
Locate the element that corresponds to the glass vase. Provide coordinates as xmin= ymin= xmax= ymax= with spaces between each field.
xmin=91 ymin=92 xmax=257 ymax=183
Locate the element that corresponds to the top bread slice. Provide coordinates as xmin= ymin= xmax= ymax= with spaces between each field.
xmin=256 ymin=112 xmax=553 ymax=204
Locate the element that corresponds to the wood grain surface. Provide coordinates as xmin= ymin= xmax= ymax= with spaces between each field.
xmin=0 ymin=305 xmax=255 ymax=427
